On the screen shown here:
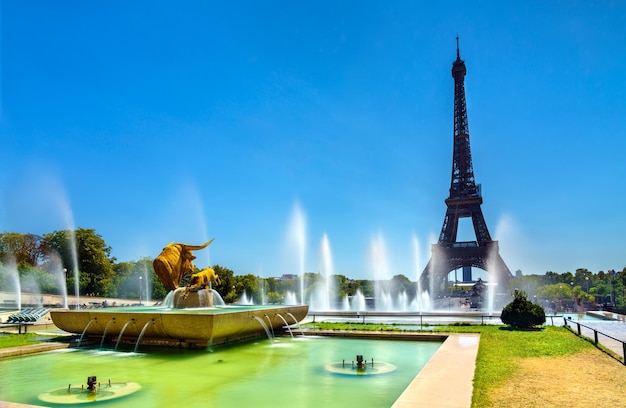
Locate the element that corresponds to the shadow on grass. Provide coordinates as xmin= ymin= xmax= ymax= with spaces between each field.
xmin=498 ymin=326 xmax=544 ymax=332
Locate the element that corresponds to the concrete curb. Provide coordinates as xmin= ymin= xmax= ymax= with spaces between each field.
xmin=0 ymin=342 xmax=70 ymax=359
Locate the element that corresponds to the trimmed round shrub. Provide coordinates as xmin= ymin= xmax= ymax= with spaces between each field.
xmin=501 ymin=290 xmax=546 ymax=329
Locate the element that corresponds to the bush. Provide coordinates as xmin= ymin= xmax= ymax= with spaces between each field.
xmin=501 ymin=290 xmax=546 ymax=329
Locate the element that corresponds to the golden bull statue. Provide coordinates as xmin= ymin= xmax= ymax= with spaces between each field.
xmin=181 ymin=267 xmax=221 ymax=299
xmin=153 ymin=239 xmax=214 ymax=290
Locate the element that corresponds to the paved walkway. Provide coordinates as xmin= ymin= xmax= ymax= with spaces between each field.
xmin=392 ymin=333 xmax=479 ymax=408
xmin=563 ymin=318 xmax=626 ymax=361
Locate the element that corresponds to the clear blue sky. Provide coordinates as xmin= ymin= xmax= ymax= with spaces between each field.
xmin=1 ymin=1 xmax=625 ymax=281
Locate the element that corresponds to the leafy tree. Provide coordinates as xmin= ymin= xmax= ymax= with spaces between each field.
xmin=618 ymin=268 xmax=626 ymax=304
xmin=302 ymin=272 xmax=323 ymax=302
xmin=544 ymin=271 xmax=561 ymax=284
xmin=334 ymin=274 xmax=348 ymax=298
xmin=265 ymin=277 xmax=279 ymax=293
xmin=110 ymin=258 xmax=166 ymax=301
xmin=574 ymin=268 xmax=593 ymax=291
xmin=274 ymin=277 xmax=297 ymax=295
xmin=358 ymin=279 xmax=374 ymax=297
xmin=19 ymin=265 xmax=59 ymax=294
xmin=501 ymin=290 xmax=546 ymax=329
xmin=43 ymin=228 xmax=115 ymax=296
xmin=266 ymin=291 xmax=283 ymax=304
xmin=592 ymin=271 xmax=612 ymax=304
xmin=573 ymin=285 xmax=594 ymax=305
xmin=508 ymin=274 xmax=543 ymax=297
xmin=537 ymin=283 xmax=572 ymax=301
xmin=390 ymin=274 xmax=412 ymax=296
xmin=0 ymin=232 xmax=47 ymax=267
xmin=212 ymin=264 xmax=235 ymax=303
xmin=110 ymin=261 xmax=135 ymax=298
xmin=234 ymin=274 xmax=259 ymax=302
xmin=0 ymin=261 xmax=6 ymax=290
xmin=149 ymin=261 xmax=168 ymax=300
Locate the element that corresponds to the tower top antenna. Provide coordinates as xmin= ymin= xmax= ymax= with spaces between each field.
xmin=456 ymin=35 xmax=460 ymax=59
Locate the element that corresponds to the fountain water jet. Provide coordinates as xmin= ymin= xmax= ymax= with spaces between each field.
xmin=486 ymin=245 xmax=499 ymax=315
xmin=284 ymin=291 xmax=298 ymax=305
xmin=67 ymin=229 xmax=80 ymax=309
xmin=286 ymin=312 xmax=304 ymax=336
xmin=275 ymin=313 xmax=294 ymax=338
xmin=287 ymin=202 xmax=307 ymax=305
xmin=4 ymin=258 xmax=22 ymax=311
xmin=49 ymin=185 xmax=80 ymax=309
xmin=397 ymin=291 xmax=408 ymax=312
xmin=413 ymin=234 xmax=431 ymax=312
xmin=320 ymin=233 xmax=336 ymax=310
xmin=100 ymin=318 xmax=116 ymax=348
xmin=77 ymin=318 xmax=97 ymax=348
xmin=49 ymin=253 xmax=68 ymax=308
xmin=260 ymin=276 xmax=266 ymax=305
xmin=115 ymin=320 xmax=135 ymax=351
xmin=370 ymin=234 xmax=392 ymax=311
xmin=320 ymin=234 xmax=334 ymax=308
xmin=342 ymin=295 xmax=350 ymax=311
xmin=252 ymin=316 xmax=274 ymax=341
xmin=134 ymin=320 xmax=155 ymax=353
xmin=140 ymin=265 xmax=151 ymax=304
xmin=21 ymin=274 xmax=43 ymax=307
xmin=264 ymin=314 xmax=275 ymax=338
xmin=239 ymin=291 xmax=254 ymax=305
xmin=353 ymin=290 xmax=366 ymax=312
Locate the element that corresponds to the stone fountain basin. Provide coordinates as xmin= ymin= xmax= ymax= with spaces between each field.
xmin=50 ymin=305 xmax=308 ymax=347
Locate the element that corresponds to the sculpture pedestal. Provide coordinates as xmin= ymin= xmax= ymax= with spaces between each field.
xmin=173 ymin=288 xmax=214 ymax=308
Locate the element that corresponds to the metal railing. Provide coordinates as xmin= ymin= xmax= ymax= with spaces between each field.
xmin=307 ymin=311 xmax=502 ymax=326
xmin=563 ymin=317 xmax=626 ymax=365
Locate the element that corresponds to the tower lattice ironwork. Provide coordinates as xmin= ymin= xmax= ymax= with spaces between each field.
xmin=419 ymin=39 xmax=512 ymax=293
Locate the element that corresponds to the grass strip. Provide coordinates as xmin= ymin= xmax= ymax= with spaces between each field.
xmin=0 ymin=332 xmax=50 ymax=348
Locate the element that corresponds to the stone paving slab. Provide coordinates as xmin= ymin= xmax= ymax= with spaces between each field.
xmin=0 ymin=342 xmax=69 ymax=359
xmin=0 ymin=402 xmax=49 ymax=408
xmin=392 ymin=333 xmax=479 ymax=408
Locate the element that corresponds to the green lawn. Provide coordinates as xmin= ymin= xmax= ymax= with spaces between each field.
xmin=0 ymin=332 xmax=52 ymax=348
xmin=453 ymin=325 xmax=590 ymax=406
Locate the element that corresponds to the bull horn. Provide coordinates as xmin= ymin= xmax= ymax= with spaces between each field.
xmin=183 ymin=238 xmax=214 ymax=251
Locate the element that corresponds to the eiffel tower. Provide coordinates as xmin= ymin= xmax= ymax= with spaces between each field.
xmin=419 ymin=39 xmax=512 ymax=294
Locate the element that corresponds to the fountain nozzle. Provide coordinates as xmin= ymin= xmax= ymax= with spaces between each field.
xmin=87 ymin=376 xmax=97 ymax=392
xmin=356 ymin=355 xmax=366 ymax=369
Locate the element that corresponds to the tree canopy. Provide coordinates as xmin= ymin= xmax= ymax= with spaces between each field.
xmin=43 ymin=228 xmax=116 ymax=296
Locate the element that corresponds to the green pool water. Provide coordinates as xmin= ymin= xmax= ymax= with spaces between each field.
xmin=0 ymin=336 xmax=441 ymax=407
